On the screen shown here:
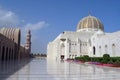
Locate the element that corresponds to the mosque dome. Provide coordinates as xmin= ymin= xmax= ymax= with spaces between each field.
xmin=0 ymin=27 xmax=21 ymax=45
xmin=76 ymin=15 xmax=104 ymax=32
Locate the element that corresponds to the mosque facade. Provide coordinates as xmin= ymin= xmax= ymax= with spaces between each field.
xmin=0 ymin=27 xmax=31 ymax=61
xmin=47 ymin=15 xmax=120 ymax=60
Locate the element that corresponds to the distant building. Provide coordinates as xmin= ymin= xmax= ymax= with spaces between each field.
xmin=25 ymin=30 xmax=32 ymax=57
xmin=47 ymin=14 xmax=120 ymax=60
xmin=0 ymin=28 xmax=31 ymax=61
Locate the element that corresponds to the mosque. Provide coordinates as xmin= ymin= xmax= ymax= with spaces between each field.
xmin=0 ymin=27 xmax=31 ymax=61
xmin=47 ymin=14 xmax=120 ymax=60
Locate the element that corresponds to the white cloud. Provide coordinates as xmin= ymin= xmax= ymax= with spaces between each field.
xmin=0 ymin=6 xmax=49 ymax=53
xmin=24 ymin=21 xmax=49 ymax=31
xmin=0 ymin=8 xmax=19 ymax=26
xmin=21 ymin=21 xmax=49 ymax=39
xmin=21 ymin=21 xmax=50 ymax=53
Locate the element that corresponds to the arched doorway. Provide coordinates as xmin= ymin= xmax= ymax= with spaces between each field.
xmin=93 ymin=46 xmax=96 ymax=55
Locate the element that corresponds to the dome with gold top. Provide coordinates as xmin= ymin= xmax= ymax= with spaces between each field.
xmin=76 ymin=15 xmax=104 ymax=32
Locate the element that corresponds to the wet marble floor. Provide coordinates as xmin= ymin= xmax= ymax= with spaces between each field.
xmin=0 ymin=58 xmax=120 ymax=80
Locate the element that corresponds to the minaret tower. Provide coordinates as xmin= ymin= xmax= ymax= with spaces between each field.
xmin=25 ymin=29 xmax=31 ymax=56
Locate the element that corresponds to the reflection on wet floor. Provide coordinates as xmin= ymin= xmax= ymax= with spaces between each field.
xmin=0 ymin=58 xmax=31 ymax=80
xmin=1 ymin=58 xmax=120 ymax=80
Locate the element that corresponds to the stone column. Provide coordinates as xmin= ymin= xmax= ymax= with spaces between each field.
xmin=77 ymin=39 xmax=80 ymax=56
xmin=65 ymin=38 xmax=69 ymax=60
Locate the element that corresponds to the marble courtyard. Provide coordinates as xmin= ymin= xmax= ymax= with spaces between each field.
xmin=1 ymin=15 xmax=120 ymax=80
xmin=0 ymin=58 xmax=120 ymax=80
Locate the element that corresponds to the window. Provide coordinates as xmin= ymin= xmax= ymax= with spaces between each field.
xmin=99 ymin=46 xmax=102 ymax=56
xmin=105 ymin=45 xmax=108 ymax=54
xmin=112 ymin=44 xmax=115 ymax=56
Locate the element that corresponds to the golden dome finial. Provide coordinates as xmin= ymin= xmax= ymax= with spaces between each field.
xmin=88 ymin=11 xmax=91 ymax=16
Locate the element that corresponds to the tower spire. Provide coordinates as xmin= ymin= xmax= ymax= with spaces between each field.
xmin=25 ymin=29 xmax=31 ymax=56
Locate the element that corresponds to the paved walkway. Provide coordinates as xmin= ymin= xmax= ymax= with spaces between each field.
xmin=0 ymin=58 xmax=120 ymax=80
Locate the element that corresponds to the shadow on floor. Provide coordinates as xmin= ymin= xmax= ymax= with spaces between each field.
xmin=0 ymin=58 xmax=32 ymax=80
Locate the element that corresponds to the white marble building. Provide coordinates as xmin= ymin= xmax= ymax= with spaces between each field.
xmin=47 ymin=15 xmax=120 ymax=60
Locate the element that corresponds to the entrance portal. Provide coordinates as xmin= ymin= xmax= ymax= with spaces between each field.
xmin=60 ymin=55 xmax=64 ymax=60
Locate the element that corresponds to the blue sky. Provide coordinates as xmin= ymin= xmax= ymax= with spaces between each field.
xmin=0 ymin=0 xmax=120 ymax=54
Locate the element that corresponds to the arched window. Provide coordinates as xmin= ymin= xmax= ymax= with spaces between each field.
xmin=75 ymin=55 xmax=77 ymax=57
xmin=99 ymin=46 xmax=102 ymax=56
xmin=93 ymin=46 xmax=96 ymax=55
xmin=105 ymin=45 xmax=107 ymax=47
xmin=105 ymin=45 xmax=108 ymax=54
xmin=112 ymin=44 xmax=115 ymax=56
xmin=72 ymin=55 xmax=74 ymax=59
xmin=69 ymin=55 xmax=71 ymax=58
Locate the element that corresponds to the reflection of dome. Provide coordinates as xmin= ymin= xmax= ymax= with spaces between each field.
xmin=76 ymin=15 xmax=104 ymax=32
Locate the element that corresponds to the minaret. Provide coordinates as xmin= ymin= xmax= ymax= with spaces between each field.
xmin=25 ymin=29 xmax=31 ymax=56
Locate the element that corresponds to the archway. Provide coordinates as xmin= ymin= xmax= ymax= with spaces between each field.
xmin=0 ymin=43 xmax=1 ymax=59
xmin=9 ymin=48 xmax=11 ymax=60
xmin=10 ymin=48 xmax=12 ymax=60
xmin=5 ymin=47 xmax=8 ymax=60
xmin=11 ymin=49 xmax=14 ymax=59
xmin=93 ymin=46 xmax=96 ymax=55
xmin=2 ymin=46 xmax=5 ymax=61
